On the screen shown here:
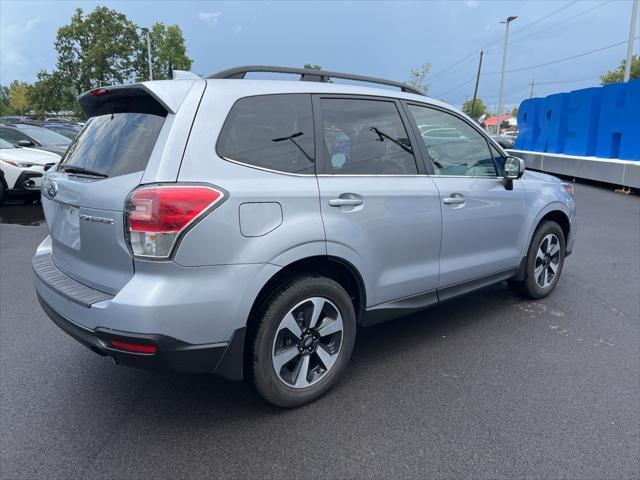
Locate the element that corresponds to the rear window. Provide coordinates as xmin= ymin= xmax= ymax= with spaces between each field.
xmin=59 ymin=113 xmax=165 ymax=177
xmin=21 ymin=126 xmax=71 ymax=146
xmin=217 ymin=94 xmax=315 ymax=174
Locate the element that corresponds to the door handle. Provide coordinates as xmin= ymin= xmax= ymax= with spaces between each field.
xmin=443 ymin=195 xmax=466 ymax=205
xmin=329 ymin=198 xmax=364 ymax=207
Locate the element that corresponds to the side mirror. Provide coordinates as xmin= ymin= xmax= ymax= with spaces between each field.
xmin=17 ymin=139 xmax=35 ymax=147
xmin=502 ymin=156 xmax=525 ymax=190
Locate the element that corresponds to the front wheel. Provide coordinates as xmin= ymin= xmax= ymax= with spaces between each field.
xmin=509 ymin=220 xmax=566 ymax=299
xmin=249 ymin=275 xmax=356 ymax=407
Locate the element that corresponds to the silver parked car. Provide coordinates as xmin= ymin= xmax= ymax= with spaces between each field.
xmin=33 ymin=66 xmax=576 ymax=407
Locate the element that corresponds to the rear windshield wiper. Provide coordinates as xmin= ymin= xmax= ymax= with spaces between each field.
xmin=59 ymin=165 xmax=108 ymax=178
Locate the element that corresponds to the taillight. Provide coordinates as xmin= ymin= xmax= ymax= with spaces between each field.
xmin=125 ymin=185 xmax=225 ymax=258
xmin=110 ymin=340 xmax=157 ymax=354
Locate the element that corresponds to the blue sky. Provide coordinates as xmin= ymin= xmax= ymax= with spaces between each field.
xmin=0 ymin=0 xmax=637 ymax=110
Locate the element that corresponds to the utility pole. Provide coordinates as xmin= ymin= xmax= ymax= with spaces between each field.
xmin=529 ymin=78 xmax=536 ymax=98
xmin=471 ymin=49 xmax=484 ymax=120
xmin=145 ymin=28 xmax=153 ymax=81
xmin=624 ymin=0 xmax=638 ymax=82
xmin=497 ymin=16 xmax=517 ymax=123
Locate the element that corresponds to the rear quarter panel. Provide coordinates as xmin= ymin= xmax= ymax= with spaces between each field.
xmin=173 ymin=84 xmax=326 ymax=267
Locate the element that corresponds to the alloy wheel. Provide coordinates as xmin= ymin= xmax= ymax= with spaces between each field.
xmin=271 ymin=297 xmax=343 ymax=389
xmin=534 ymin=233 xmax=561 ymax=289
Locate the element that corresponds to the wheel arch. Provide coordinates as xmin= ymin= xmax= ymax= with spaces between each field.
xmin=243 ymin=255 xmax=366 ymax=376
xmin=538 ymin=209 xmax=571 ymax=243
xmin=247 ymin=255 xmax=366 ymax=330
xmin=515 ymin=206 xmax=571 ymax=282
xmin=525 ymin=203 xmax=571 ymax=255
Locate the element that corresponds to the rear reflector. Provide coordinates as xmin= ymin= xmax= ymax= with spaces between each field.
xmin=110 ymin=340 xmax=157 ymax=354
xmin=125 ymin=185 xmax=224 ymax=258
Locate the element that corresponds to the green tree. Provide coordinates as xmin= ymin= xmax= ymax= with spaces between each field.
xmin=55 ymin=7 xmax=140 ymax=92
xmin=8 ymin=81 xmax=31 ymax=115
xmin=510 ymin=106 xmax=519 ymax=117
xmin=0 ymin=85 xmax=12 ymax=116
xmin=135 ymin=23 xmax=192 ymax=81
xmin=601 ymin=55 xmax=640 ymax=84
xmin=29 ymin=70 xmax=78 ymax=117
xmin=303 ymin=63 xmax=332 ymax=82
xmin=408 ymin=63 xmax=430 ymax=94
xmin=462 ymin=97 xmax=488 ymax=119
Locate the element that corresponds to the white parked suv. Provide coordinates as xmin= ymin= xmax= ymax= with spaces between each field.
xmin=0 ymin=138 xmax=60 ymax=204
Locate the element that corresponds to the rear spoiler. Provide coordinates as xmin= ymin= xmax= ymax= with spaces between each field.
xmin=77 ymin=78 xmax=199 ymax=118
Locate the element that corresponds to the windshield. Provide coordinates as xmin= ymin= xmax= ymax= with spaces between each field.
xmin=21 ymin=126 xmax=71 ymax=145
xmin=60 ymin=112 xmax=165 ymax=178
xmin=0 ymin=138 xmax=15 ymax=149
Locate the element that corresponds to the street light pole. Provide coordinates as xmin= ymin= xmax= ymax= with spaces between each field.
xmin=497 ymin=15 xmax=517 ymax=128
xmin=624 ymin=0 xmax=638 ymax=82
xmin=145 ymin=28 xmax=153 ymax=81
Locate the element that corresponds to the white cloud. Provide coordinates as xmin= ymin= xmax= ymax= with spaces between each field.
xmin=233 ymin=25 xmax=243 ymax=35
xmin=0 ymin=18 xmax=45 ymax=84
xmin=464 ymin=0 xmax=480 ymax=8
xmin=197 ymin=11 xmax=222 ymax=27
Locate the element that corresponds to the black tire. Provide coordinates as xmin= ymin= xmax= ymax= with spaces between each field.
xmin=249 ymin=274 xmax=356 ymax=408
xmin=0 ymin=181 xmax=6 ymax=206
xmin=509 ymin=220 xmax=566 ymax=299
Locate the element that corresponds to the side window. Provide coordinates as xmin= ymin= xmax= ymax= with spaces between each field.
xmin=407 ymin=104 xmax=497 ymax=177
xmin=490 ymin=144 xmax=505 ymax=176
xmin=0 ymin=128 xmax=30 ymax=145
xmin=320 ymin=98 xmax=417 ymax=175
xmin=217 ymin=94 xmax=315 ymax=174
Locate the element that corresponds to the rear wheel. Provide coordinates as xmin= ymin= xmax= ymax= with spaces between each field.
xmin=0 ymin=181 xmax=6 ymax=205
xmin=249 ymin=275 xmax=356 ymax=407
xmin=509 ymin=220 xmax=565 ymax=299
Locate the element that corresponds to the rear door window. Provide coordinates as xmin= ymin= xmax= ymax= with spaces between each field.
xmin=59 ymin=112 xmax=165 ymax=178
xmin=217 ymin=94 xmax=315 ymax=174
xmin=319 ymin=98 xmax=418 ymax=175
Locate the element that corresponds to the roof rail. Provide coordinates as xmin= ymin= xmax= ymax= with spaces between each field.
xmin=208 ymin=65 xmax=425 ymax=96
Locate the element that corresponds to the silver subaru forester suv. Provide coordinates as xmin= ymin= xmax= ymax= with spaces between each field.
xmin=33 ymin=66 xmax=576 ymax=407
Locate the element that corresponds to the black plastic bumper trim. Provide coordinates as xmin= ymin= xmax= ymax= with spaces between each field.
xmin=38 ymin=293 xmax=246 ymax=379
xmin=33 ymin=254 xmax=113 ymax=307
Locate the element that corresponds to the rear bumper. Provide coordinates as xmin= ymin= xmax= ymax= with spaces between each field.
xmin=32 ymin=239 xmax=279 ymax=379
xmin=37 ymin=292 xmax=246 ymax=379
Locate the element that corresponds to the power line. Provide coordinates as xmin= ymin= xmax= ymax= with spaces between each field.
xmin=536 ymin=74 xmax=602 ymax=85
xmin=432 ymin=78 xmax=474 ymax=98
xmin=429 ymin=54 xmax=480 ymax=83
xmin=510 ymin=0 xmax=579 ymax=37
xmin=479 ymin=0 xmax=579 ymax=51
xmin=484 ymin=37 xmax=638 ymax=75
xmin=429 ymin=52 xmax=477 ymax=82
xmin=509 ymin=1 xmax=614 ymax=46
xmin=430 ymin=0 xmax=580 ymax=83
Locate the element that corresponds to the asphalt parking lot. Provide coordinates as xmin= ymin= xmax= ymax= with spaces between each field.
xmin=0 ymin=182 xmax=638 ymax=479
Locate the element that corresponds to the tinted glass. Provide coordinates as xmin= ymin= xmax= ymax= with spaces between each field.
xmin=408 ymin=105 xmax=497 ymax=177
xmin=0 ymin=138 xmax=15 ymax=149
xmin=490 ymin=144 xmax=505 ymax=175
xmin=59 ymin=113 xmax=165 ymax=177
xmin=21 ymin=126 xmax=71 ymax=145
xmin=218 ymin=94 xmax=315 ymax=174
xmin=321 ymin=98 xmax=417 ymax=175
xmin=49 ymin=127 xmax=78 ymax=140
xmin=0 ymin=127 xmax=31 ymax=145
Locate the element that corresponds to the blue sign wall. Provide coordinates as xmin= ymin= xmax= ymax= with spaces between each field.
xmin=515 ymin=79 xmax=640 ymax=160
